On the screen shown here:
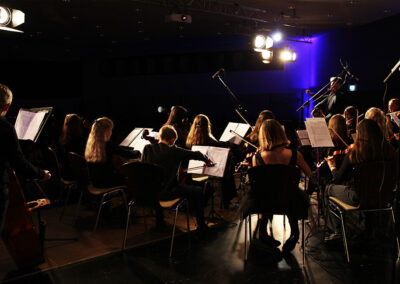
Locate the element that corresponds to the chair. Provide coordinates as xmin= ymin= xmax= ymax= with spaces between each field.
xmin=67 ymin=152 xmax=128 ymax=232
xmin=121 ymin=161 xmax=190 ymax=257
xmin=242 ymin=164 xmax=306 ymax=263
xmin=328 ymin=161 xmax=399 ymax=263
xmin=45 ymin=147 xmax=78 ymax=220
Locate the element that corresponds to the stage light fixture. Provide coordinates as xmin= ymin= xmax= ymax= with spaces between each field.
xmin=253 ymin=34 xmax=273 ymax=51
xmin=0 ymin=6 xmax=24 ymax=33
xmin=280 ymin=48 xmax=297 ymax=62
xmin=349 ymin=84 xmax=356 ymax=92
xmin=261 ymin=50 xmax=272 ymax=60
xmin=272 ymin=32 xmax=283 ymax=42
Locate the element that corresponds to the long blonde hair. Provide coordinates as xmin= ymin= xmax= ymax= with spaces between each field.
xmin=259 ymin=119 xmax=290 ymax=151
xmin=365 ymin=107 xmax=389 ymax=139
xmin=85 ymin=117 xmax=114 ymax=163
xmin=186 ymin=114 xmax=216 ymax=148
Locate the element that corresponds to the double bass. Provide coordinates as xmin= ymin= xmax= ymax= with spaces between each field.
xmin=2 ymin=170 xmax=45 ymax=269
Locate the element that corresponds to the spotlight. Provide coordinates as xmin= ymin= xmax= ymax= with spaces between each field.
xmin=253 ymin=34 xmax=273 ymax=51
xmin=349 ymin=84 xmax=357 ymax=92
xmin=261 ymin=50 xmax=272 ymax=60
xmin=280 ymin=48 xmax=297 ymax=62
xmin=0 ymin=6 xmax=24 ymax=33
xmin=272 ymin=32 xmax=283 ymax=42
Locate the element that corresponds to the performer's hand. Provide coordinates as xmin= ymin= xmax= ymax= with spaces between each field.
xmin=205 ymin=160 xmax=215 ymax=167
xmin=41 ymin=170 xmax=52 ymax=181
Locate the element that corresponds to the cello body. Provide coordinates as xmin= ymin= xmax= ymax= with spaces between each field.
xmin=1 ymin=170 xmax=44 ymax=269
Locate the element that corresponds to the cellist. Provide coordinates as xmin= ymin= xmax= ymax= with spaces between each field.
xmin=0 ymin=83 xmax=51 ymax=233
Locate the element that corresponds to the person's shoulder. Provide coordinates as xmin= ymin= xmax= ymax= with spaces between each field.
xmin=0 ymin=116 xmax=14 ymax=133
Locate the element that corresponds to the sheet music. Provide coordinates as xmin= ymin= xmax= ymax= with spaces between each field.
xmin=120 ymin=128 xmax=157 ymax=153
xmin=219 ymin=122 xmax=250 ymax=145
xmin=120 ymin=128 xmax=143 ymax=147
xmin=389 ymin=112 xmax=400 ymax=128
xmin=188 ymin=146 xmax=230 ymax=178
xmin=304 ymin=118 xmax=334 ymax=148
xmin=14 ymin=109 xmax=47 ymax=141
xmin=296 ymin=130 xmax=311 ymax=146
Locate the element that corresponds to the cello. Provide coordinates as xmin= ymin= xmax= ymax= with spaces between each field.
xmin=2 ymin=169 xmax=45 ymax=269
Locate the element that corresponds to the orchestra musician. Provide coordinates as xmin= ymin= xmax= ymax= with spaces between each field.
xmin=365 ymin=107 xmax=398 ymax=148
xmin=245 ymin=110 xmax=275 ymax=146
xmin=324 ymin=119 xmax=397 ymax=242
xmin=59 ymin=114 xmax=87 ymax=180
xmin=0 ymin=83 xmax=51 ymax=233
xmin=388 ymin=98 xmax=400 ymax=113
xmin=185 ymin=114 xmax=235 ymax=208
xmin=163 ymin=106 xmax=190 ymax=148
xmin=84 ymin=117 xmax=140 ymax=189
xmin=312 ymin=77 xmax=346 ymax=119
xmin=142 ymin=125 xmax=213 ymax=233
xmin=343 ymin=106 xmax=358 ymax=139
xmin=250 ymin=119 xmax=311 ymax=252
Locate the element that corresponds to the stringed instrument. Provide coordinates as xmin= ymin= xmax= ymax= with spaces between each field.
xmin=2 ymin=170 xmax=44 ymax=269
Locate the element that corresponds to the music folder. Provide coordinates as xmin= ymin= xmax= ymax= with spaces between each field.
xmin=120 ymin=127 xmax=158 ymax=153
xmin=14 ymin=107 xmax=53 ymax=142
xmin=219 ymin=122 xmax=250 ymax=145
xmin=296 ymin=130 xmax=311 ymax=146
xmin=188 ymin=146 xmax=229 ymax=178
xmin=304 ymin=117 xmax=334 ymax=148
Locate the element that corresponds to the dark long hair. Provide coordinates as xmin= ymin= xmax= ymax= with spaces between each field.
xmin=247 ymin=110 xmax=275 ymax=145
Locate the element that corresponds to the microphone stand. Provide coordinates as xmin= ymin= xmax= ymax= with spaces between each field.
xmin=213 ymin=69 xmax=253 ymax=129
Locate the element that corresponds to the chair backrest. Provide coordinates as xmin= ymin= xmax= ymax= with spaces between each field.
xmin=353 ymin=161 xmax=398 ymax=209
xmin=68 ymin=152 xmax=90 ymax=189
xmin=120 ymin=161 xmax=164 ymax=207
xmin=46 ymin=147 xmax=62 ymax=181
xmin=247 ymin=164 xmax=301 ymax=214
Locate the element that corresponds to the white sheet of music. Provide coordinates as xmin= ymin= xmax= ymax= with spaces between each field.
xmin=14 ymin=109 xmax=47 ymax=141
xmin=188 ymin=146 xmax=229 ymax=178
xmin=120 ymin=128 xmax=155 ymax=153
xmin=219 ymin=122 xmax=250 ymax=145
xmin=304 ymin=118 xmax=334 ymax=148
xmin=296 ymin=130 xmax=311 ymax=146
xmin=389 ymin=112 xmax=400 ymax=128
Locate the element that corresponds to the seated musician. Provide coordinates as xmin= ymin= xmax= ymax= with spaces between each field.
xmin=163 ymin=106 xmax=190 ymax=148
xmin=186 ymin=114 xmax=234 ymax=208
xmin=142 ymin=125 xmax=212 ymax=233
xmin=59 ymin=113 xmax=86 ymax=180
xmin=0 ymin=83 xmax=51 ymax=233
xmin=388 ymin=98 xmax=400 ymax=139
xmin=365 ymin=107 xmax=398 ymax=149
xmin=344 ymin=106 xmax=358 ymax=139
xmin=84 ymin=117 xmax=140 ymax=188
xmin=245 ymin=110 xmax=275 ymax=147
xmin=251 ymin=119 xmax=311 ymax=252
xmin=324 ymin=119 xmax=396 ymax=242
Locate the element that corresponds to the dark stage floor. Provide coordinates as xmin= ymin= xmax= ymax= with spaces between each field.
xmin=2 ymin=212 xmax=399 ymax=284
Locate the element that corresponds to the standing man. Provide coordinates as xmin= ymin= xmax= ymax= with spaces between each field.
xmin=0 ymin=83 xmax=51 ymax=233
xmin=142 ymin=125 xmax=212 ymax=233
xmin=311 ymin=76 xmax=346 ymax=118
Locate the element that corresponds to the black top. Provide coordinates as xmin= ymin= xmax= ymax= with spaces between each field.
xmin=0 ymin=116 xmax=44 ymax=185
xmin=59 ymin=136 xmax=86 ymax=180
xmin=315 ymin=90 xmax=347 ymax=117
xmin=87 ymin=141 xmax=140 ymax=188
xmin=142 ymin=142 xmax=209 ymax=191
xmin=255 ymin=148 xmax=297 ymax=167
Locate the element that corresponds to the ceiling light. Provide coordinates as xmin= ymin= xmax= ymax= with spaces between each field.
xmin=253 ymin=34 xmax=273 ymax=51
xmin=0 ymin=7 xmax=11 ymax=25
xmin=272 ymin=32 xmax=283 ymax=42
xmin=0 ymin=6 xmax=24 ymax=33
xmin=280 ymin=48 xmax=297 ymax=62
xmin=254 ymin=35 xmax=266 ymax=48
xmin=261 ymin=50 xmax=272 ymax=60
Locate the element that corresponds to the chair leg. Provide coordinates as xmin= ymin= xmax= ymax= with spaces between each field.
xmin=185 ymin=199 xmax=191 ymax=249
xmin=169 ymin=204 xmax=180 ymax=258
xmin=93 ymin=194 xmax=106 ymax=233
xmin=73 ymin=191 xmax=83 ymax=224
xmin=123 ymin=201 xmax=134 ymax=250
xmin=244 ymin=215 xmax=248 ymax=263
xmin=339 ymin=211 xmax=350 ymax=263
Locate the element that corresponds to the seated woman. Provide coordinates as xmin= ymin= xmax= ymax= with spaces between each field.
xmin=365 ymin=107 xmax=398 ymax=149
xmin=163 ymin=106 xmax=190 ymax=148
xmin=251 ymin=119 xmax=311 ymax=252
xmin=59 ymin=114 xmax=86 ymax=179
xmin=246 ymin=110 xmax=275 ymax=147
xmin=85 ymin=117 xmax=140 ymax=188
xmin=324 ymin=119 xmax=396 ymax=241
xmin=344 ymin=106 xmax=358 ymax=140
xmin=186 ymin=114 xmax=234 ymax=207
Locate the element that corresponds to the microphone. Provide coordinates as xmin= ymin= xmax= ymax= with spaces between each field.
xmin=212 ymin=68 xmax=225 ymax=79
xmin=340 ymin=59 xmax=359 ymax=81
xmin=383 ymin=59 xmax=400 ymax=83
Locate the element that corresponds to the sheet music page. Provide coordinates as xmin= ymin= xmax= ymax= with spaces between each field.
xmin=296 ymin=130 xmax=311 ymax=146
xmin=14 ymin=109 xmax=47 ymax=141
xmin=188 ymin=146 xmax=229 ymax=178
xmin=120 ymin=128 xmax=143 ymax=147
xmin=389 ymin=112 xmax=400 ymax=128
xmin=219 ymin=122 xmax=250 ymax=144
xmin=128 ymin=128 xmax=153 ymax=153
xmin=304 ymin=118 xmax=334 ymax=148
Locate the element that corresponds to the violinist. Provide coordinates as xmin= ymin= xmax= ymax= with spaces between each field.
xmin=186 ymin=114 xmax=234 ymax=208
xmin=388 ymin=98 xmax=400 ymax=113
xmin=142 ymin=125 xmax=213 ymax=233
xmin=344 ymin=106 xmax=358 ymax=140
xmin=163 ymin=106 xmax=190 ymax=148
xmin=324 ymin=119 xmax=396 ymax=242
xmin=84 ymin=117 xmax=140 ymax=189
xmin=250 ymin=119 xmax=311 ymax=252
xmin=0 ymin=84 xmax=51 ymax=233
xmin=365 ymin=107 xmax=398 ymax=149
